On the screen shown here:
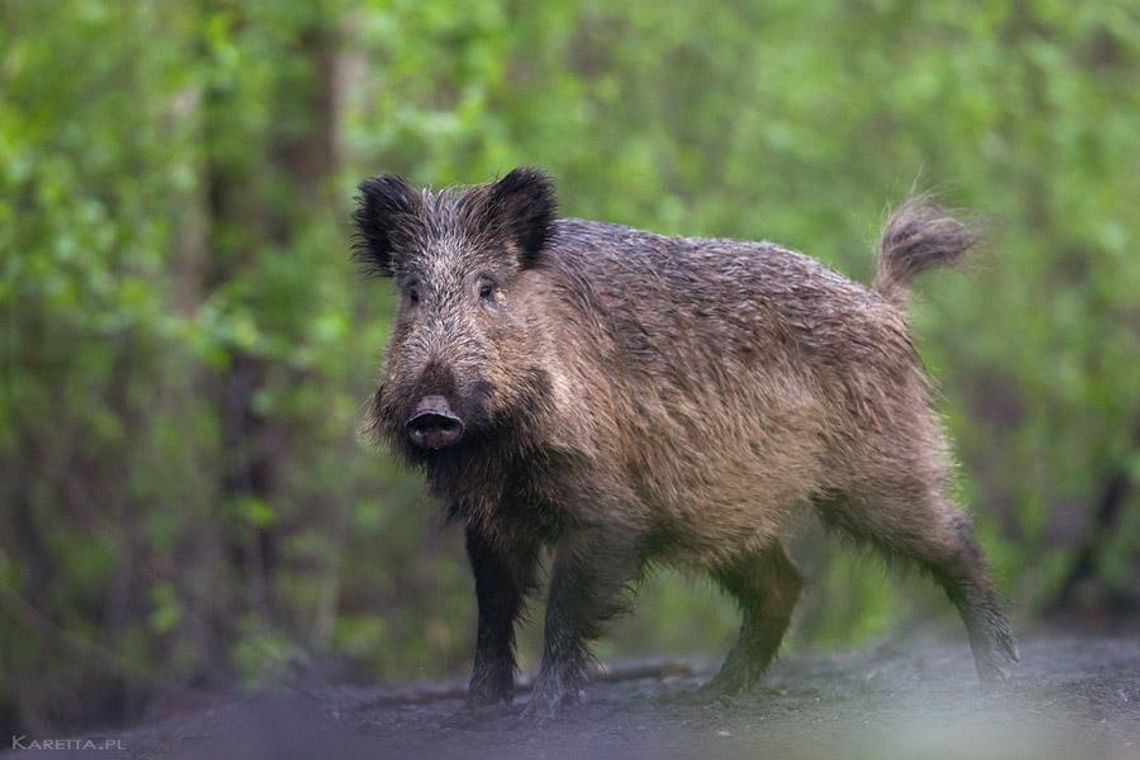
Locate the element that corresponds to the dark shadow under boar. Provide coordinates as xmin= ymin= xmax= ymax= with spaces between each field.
xmin=352 ymin=168 xmax=1018 ymax=719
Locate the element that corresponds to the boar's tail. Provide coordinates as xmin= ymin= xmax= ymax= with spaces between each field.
xmin=872 ymin=196 xmax=979 ymax=307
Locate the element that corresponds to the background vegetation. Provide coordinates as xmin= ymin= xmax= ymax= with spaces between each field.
xmin=2 ymin=0 xmax=1138 ymax=737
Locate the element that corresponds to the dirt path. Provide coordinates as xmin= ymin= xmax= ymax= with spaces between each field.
xmin=19 ymin=635 xmax=1140 ymax=759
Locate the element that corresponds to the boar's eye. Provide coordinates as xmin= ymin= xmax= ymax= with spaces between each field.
xmin=476 ymin=273 xmax=498 ymax=302
xmin=406 ymin=282 xmax=421 ymax=305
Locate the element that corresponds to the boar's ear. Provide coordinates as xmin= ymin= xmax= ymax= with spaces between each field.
xmin=487 ymin=167 xmax=556 ymax=267
xmin=352 ymin=174 xmax=422 ymax=277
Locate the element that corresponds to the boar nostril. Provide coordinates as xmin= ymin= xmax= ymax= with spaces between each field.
xmin=406 ymin=396 xmax=465 ymax=450
xmin=407 ymin=413 xmax=464 ymax=449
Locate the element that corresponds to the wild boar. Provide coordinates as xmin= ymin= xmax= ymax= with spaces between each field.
xmin=352 ymin=168 xmax=1018 ymax=718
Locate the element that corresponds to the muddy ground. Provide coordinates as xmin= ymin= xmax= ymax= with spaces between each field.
xmin=12 ymin=634 xmax=1140 ymax=759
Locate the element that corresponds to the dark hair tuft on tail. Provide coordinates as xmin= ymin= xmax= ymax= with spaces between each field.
xmin=873 ymin=196 xmax=979 ymax=306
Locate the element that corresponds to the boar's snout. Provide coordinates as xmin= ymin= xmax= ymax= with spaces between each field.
xmin=406 ymin=395 xmax=465 ymax=450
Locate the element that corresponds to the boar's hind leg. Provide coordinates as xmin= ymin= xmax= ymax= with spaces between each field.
xmin=465 ymin=525 xmax=540 ymax=707
xmin=923 ymin=508 xmax=1019 ymax=685
xmin=705 ymin=543 xmax=802 ymax=695
xmin=523 ymin=526 xmax=643 ymax=720
xmin=822 ymin=493 xmax=1019 ymax=685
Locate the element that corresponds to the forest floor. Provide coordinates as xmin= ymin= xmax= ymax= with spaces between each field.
xmin=15 ymin=634 xmax=1140 ymax=759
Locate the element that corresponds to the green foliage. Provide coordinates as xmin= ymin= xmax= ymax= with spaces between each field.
xmin=2 ymin=0 xmax=1139 ymax=734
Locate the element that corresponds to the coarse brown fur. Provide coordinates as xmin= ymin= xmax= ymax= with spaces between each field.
xmin=352 ymin=168 xmax=1018 ymax=719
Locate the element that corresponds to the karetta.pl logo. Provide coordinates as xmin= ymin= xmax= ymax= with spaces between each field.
xmin=11 ymin=736 xmax=126 ymax=751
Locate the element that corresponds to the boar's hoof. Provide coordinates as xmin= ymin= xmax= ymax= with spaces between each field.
xmin=686 ymin=674 xmax=748 ymax=704
xmin=519 ymin=686 xmax=582 ymax=723
xmin=976 ymin=644 xmax=1019 ymax=688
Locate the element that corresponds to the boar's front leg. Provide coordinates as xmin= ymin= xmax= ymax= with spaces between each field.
xmin=522 ymin=525 xmax=642 ymax=720
xmin=465 ymin=525 xmax=540 ymax=707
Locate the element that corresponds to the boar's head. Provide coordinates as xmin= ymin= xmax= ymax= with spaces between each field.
xmin=352 ymin=168 xmax=556 ymax=464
